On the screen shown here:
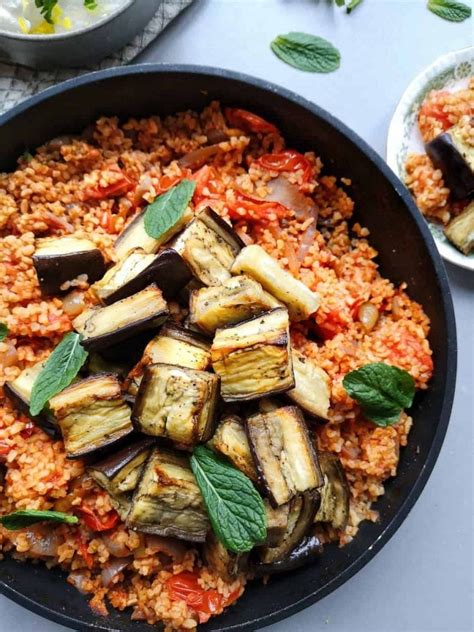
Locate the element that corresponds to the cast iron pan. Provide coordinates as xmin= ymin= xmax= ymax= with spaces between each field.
xmin=0 ymin=65 xmax=457 ymax=631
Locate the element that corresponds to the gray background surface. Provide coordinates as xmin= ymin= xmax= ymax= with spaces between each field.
xmin=1 ymin=1 xmax=473 ymax=631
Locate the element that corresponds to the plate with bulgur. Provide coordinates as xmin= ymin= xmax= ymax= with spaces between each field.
xmin=0 ymin=66 xmax=456 ymax=631
xmin=387 ymin=47 xmax=474 ymax=271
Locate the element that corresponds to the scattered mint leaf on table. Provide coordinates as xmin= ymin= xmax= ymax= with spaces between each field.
xmin=427 ymin=0 xmax=472 ymax=21
xmin=343 ymin=362 xmax=415 ymax=427
xmin=271 ymin=32 xmax=341 ymax=73
xmin=144 ymin=179 xmax=196 ymax=239
xmin=0 ymin=509 xmax=78 ymax=531
xmin=191 ymin=446 xmax=266 ymax=553
xmin=29 ymin=332 xmax=88 ymax=416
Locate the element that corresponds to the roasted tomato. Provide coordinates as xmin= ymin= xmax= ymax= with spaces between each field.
xmin=224 ymin=108 xmax=279 ymax=135
xmin=80 ymin=506 xmax=120 ymax=532
xmin=256 ymin=150 xmax=312 ymax=182
xmin=167 ymin=571 xmax=222 ymax=622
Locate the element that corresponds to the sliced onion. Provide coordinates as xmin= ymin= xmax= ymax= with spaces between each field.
xmin=101 ymin=533 xmax=131 ymax=558
xmin=62 ymin=290 xmax=86 ymax=317
xmin=177 ymin=144 xmax=222 ymax=170
xmin=68 ymin=570 xmax=90 ymax=594
xmin=100 ymin=556 xmax=132 ymax=587
xmin=145 ymin=535 xmax=187 ymax=562
xmin=0 ymin=340 xmax=18 ymax=369
xmin=206 ymin=128 xmax=229 ymax=144
xmin=25 ymin=529 xmax=61 ymax=557
xmin=265 ymin=176 xmax=318 ymax=221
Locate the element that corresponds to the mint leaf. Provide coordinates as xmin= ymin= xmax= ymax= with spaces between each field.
xmin=427 ymin=0 xmax=471 ymax=21
xmin=0 ymin=323 xmax=8 ymax=342
xmin=35 ymin=0 xmax=58 ymax=24
xmin=144 ymin=179 xmax=196 ymax=240
xmin=84 ymin=0 xmax=98 ymax=9
xmin=271 ymin=32 xmax=341 ymax=73
xmin=346 ymin=0 xmax=363 ymax=12
xmin=343 ymin=362 xmax=415 ymax=427
xmin=0 ymin=509 xmax=78 ymax=530
xmin=191 ymin=446 xmax=266 ymax=553
xmin=29 ymin=332 xmax=88 ymax=416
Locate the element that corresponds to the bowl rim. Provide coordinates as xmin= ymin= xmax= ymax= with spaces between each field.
xmin=0 ymin=63 xmax=457 ymax=632
xmin=0 ymin=0 xmax=135 ymax=41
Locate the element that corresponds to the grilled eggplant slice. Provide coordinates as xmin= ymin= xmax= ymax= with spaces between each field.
xmin=4 ymin=361 xmax=58 ymax=438
xmin=172 ymin=208 xmax=244 ymax=286
xmin=88 ymin=438 xmax=155 ymax=519
xmin=425 ymin=118 xmax=474 ymax=200
xmin=204 ymin=531 xmax=248 ymax=581
xmin=444 ymin=200 xmax=474 ymax=255
xmin=33 ymin=236 xmax=106 ymax=295
xmin=73 ymin=284 xmax=169 ymax=351
xmin=92 ymin=248 xmax=191 ymax=304
xmin=231 ymin=245 xmax=319 ymax=321
xmin=264 ymin=499 xmax=290 ymax=546
xmin=126 ymin=324 xmax=211 ymax=398
xmin=254 ymin=534 xmax=323 ymax=576
xmin=211 ymin=308 xmax=294 ymax=402
xmin=189 ymin=275 xmax=281 ymax=334
xmin=50 ymin=374 xmax=134 ymax=459
xmin=314 ymin=452 xmax=350 ymax=530
xmin=114 ymin=207 xmax=193 ymax=260
xmin=255 ymin=491 xmax=320 ymax=571
xmin=126 ymin=447 xmax=209 ymax=542
xmin=286 ymin=350 xmax=331 ymax=420
xmin=207 ymin=416 xmax=258 ymax=481
xmin=246 ymin=406 xmax=323 ymax=506
xmin=132 ymin=364 xmax=219 ymax=446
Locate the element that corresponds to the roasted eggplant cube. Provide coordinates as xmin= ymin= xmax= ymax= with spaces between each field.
xmin=255 ymin=491 xmax=321 ymax=572
xmin=444 ymin=201 xmax=474 ymax=256
xmin=172 ymin=207 xmax=243 ymax=286
xmin=114 ymin=207 xmax=193 ymax=260
xmin=126 ymin=324 xmax=211 ymax=398
xmin=4 ymin=360 xmax=58 ymax=438
xmin=50 ymin=374 xmax=134 ymax=459
xmin=425 ymin=117 xmax=474 ymax=200
xmin=264 ymin=499 xmax=290 ymax=546
xmin=204 ymin=531 xmax=248 ymax=582
xmin=208 ymin=416 xmax=258 ymax=481
xmin=92 ymin=248 xmax=192 ymax=305
xmin=126 ymin=448 xmax=209 ymax=542
xmin=231 ymin=244 xmax=319 ymax=321
xmin=33 ymin=236 xmax=106 ymax=296
xmin=211 ymin=308 xmax=294 ymax=402
xmin=246 ymin=406 xmax=323 ymax=506
xmin=73 ymin=284 xmax=169 ymax=351
xmin=132 ymin=364 xmax=219 ymax=446
xmin=314 ymin=452 xmax=350 ymax=530
xmin=286 ymin=350 xmax=331 ymax=420
xmin=189 ymin=275 xmax=281 ymax=334
xmin=88 ymin=438 xmax=154 ymax=520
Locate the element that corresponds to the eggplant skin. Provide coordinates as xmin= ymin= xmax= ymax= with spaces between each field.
xmin=73 ymin=284 xmax=169 ymax=352
xmin=4 ymin=361 xmax=59 ymax=439
xmin=253 ymin=535 xmax=323 ymax=577
xmin=50 ymin=373 xmax=134 ymax=459
xmin=126 ymin=447 xmax=209 ymax=542
xmin=93 ymin=248 xmax=192 ymax=305
xmin=425 ymin=126 xmax=474 ymax=200
xmin=246 ymin=405 xmax=323 ymax=507
xmin=314 ymin=452 xmax=350 ymax=531
xmin=33 ymin=237 xmax=105 ymax=296
xmin=444 ymin=201 xmax=474 ymax=256
xmin=132 ymin=363 xmax=219 ymax=446
xmin=211 ymin=307 xmax=294 ymax=402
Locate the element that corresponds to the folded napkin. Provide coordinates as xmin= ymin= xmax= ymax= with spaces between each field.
xmin=0 ymin=0 xmax=193 ymax=115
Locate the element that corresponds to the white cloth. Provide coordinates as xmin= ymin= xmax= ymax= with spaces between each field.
xmin=0 ymin=0 xmax=192 ymax=114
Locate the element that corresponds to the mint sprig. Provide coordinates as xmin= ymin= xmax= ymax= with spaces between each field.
xmin=191 ymin=446 xmax=266 ymax=553
xmin=271 ymin=32 xmax=341 ymax=73
xmin=0 ymin=509 xmax=78 ymax=531
xmin=29 ymin=332 xmax=88 ymax=416
xmin=144 ymin=179 xmax=195 ymax=240
xmin=343 ymin=362 xmax=416 ymax=427
xmin=427 ymin=0 xmax=471 ymax=21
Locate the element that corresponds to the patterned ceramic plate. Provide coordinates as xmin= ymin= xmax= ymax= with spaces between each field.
xmin=386 ymin=47 xmax=474 ymax=272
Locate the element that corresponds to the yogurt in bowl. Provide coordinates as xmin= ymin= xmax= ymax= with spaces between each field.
xmin=0 ymin=0 xmax=129 ymax=35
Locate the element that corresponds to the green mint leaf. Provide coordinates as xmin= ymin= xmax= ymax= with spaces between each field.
xmin=35 ymin=0 xmax=58 ymax=24
xmin=0 ymin=509 xmax=78 ymax=531
xmin=29 ymin=332 xmax=88 ymax=416
xmin=427 ymin=0 xmax=471 ymax=21
xmin=347 ymin=0 xmax=363 ymax=12
xmin=191 ymin=446 xmax=266 ymax=553
xmin=271 ymin=32 xmax=341 ymax=73
xmin=342 ymin=362 xmax=415 ymax=427
xmin=0 ymin=323 xmax=8 ymax=342
xmin=84 ymin=0 xmax=98 ymax=9
xmin=334 ymin=0 xmax=346 ymax=6
xmin=144 ymin=179 xmax=196 ymax=240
